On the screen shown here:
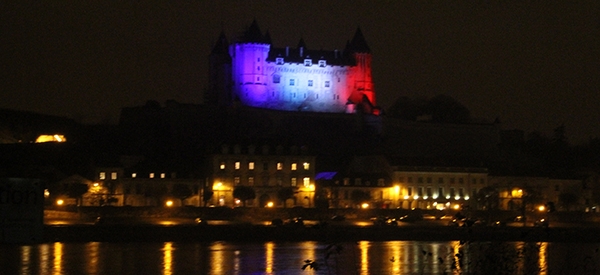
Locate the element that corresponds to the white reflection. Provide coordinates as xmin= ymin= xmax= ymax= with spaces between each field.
xmin=163 ymin=242 xmax=173 ymax=275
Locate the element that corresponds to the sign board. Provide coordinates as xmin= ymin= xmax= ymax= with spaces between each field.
xmin=0 ymin=178 xmax=44 ymax=243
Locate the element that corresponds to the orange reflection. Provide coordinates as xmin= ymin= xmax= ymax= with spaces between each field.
xmin=85 ymin=242 xmax=100 ymax=275
xmin=163 ymin=242 xmax=173 ymax=275
xmin=265 ymin=242 xmax=274 ymax=274
xmin=359 ymin=241 xmax=369 ymax=275
xmin=538 ymin=242 xmax=547 ymax=275
xmin=53 ymin=242 xmax=63 ymax=275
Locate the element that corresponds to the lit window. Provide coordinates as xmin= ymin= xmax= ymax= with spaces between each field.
xmin=161 ymin=173 xmax=165 ymax=179
xmin=235 ymin=162 xmax=240 ymax=170
xmin=111 ymin=172 xmax=117 ymax=180
xmin=150 ymin=173 xmax=155 ymax=179
xmin=291 ymin=177 xmax=297 ymax=187
xmin=303 ymin=177 xmax=310 ymax=187
xmin=308 ymin=80 xmax=313 ymax=87
xmin=99 ymin=172 xmax=106 ymax=180
xmin=132 ymin=173 xmax=137 ymax=178
xmin=303 ymin=162 xmax=310 ymax=170
xmin=276 ymin=162 xmax=283 ymax=170
xmin=220 ymin=162 xmax=225 ymax=170
xmin=291 ymin=163 xmax=297 ymax=170
xmin=249 ymin=162 xmax=255 ymax=170
xmin=325 ymin=81 xmax=330 ymax=88
xmin=289 ymin=79 xmax=295 ymax=86
xmin=248 ymin=177 xmax=254 ymax=186
xmin=318 ymin=60 xmax=326 ymax=67
xmin=275 ymin=57 xmax=284 ymax=65
xmin=304 ymin=59 xmax=312 ymax=66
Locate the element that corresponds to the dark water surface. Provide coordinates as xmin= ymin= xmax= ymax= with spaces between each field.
xmin=1 ymin=240 xmax=599 ymax=274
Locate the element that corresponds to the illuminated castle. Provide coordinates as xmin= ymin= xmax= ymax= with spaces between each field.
xmin=208 ymin=20 xmax=379 ymax=114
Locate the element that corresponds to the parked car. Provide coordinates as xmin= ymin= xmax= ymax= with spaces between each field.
xmin=371 ymin=216 xmax=398 ymax=226
xmin=534 ymin=218 xmax=549 ymax=228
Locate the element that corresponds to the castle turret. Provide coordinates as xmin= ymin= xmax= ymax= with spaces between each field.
xmin=230 ymin=20 xmax=271 ymax=106
xmin=207 ymin=31 xmax=232 ymax=106
xmin=346 ymin=27 xmax=375 ymax=109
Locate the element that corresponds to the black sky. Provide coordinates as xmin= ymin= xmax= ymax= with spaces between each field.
xmin=1 ymin=1 xmax=599 ymax=144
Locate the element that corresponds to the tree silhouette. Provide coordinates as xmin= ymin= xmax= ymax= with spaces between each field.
xmin=558 ymin=192 xmax=578 ymax=211
xmin=276 ymin=187 xmax=295 ymax=208
xmin=350 ymin=190 xmax=371 ymax=207
xmin=202 ymin=188 xmax=214 ymax=207
xmin=66 ymin=183 xmax=89 ymax=206
xmin=172 ymin=183 xmax=193 ymax=205
xmin=233 ymin=186 xmax=256 ymax=207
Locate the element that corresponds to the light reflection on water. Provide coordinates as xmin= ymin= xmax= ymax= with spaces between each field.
xmin=1 ymin=240 xmax=599 ymax=274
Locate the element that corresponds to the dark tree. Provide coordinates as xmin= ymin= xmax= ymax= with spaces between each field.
xmin=66 ymin=183 xmax=89 ymax=206
xmin=172 ymin=183 xmax=193 ymax=204
xmin=425 ymin=94 xmax=471 ymax=123
xmin=276 ymin=187 xmax=295 ymax=208
xmin=202 ymin=188 xmax=214 ymax=207
xmin=475 ymin=186 xmax=499 ymax=211
xmin=233 ymin=186 xmax=256 ymax=207
xmin=350 ymin=190 xmax=371 ymax=207
xmin=558 ymin=192 xmax=579 ymax=211
xmin=145 ymin=184 xmax=169 ymax=206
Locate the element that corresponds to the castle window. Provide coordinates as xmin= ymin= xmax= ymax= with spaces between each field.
xmin=291 ymin=163 xmax=297 ymax=170
xmin=257 ymin=66 xmax=260 ymax=71
xmin=318 ymin=60 xmax=326 ymax=67
xmin=150 ymin=173 xmax=155 ymax=179
xmin=304 ymin=59 xmax=312 ymax=66
xmin=277 ymin=162 xmax=283 ymax=170
xmin=111 ymin=172 xmax=117 ymax=180
xmin=220 ymin=162 xmax=225 ymax=170
xmin=276 ymin=58 xmax=284 ymax=65
xmin=234 ymin=177 xmax=240 ymax=186
xmin=248 ymin=177 xmax=254 ymax=186
xmin=257 ymin=58 xmax=260 ymax=62
xmin=248 ymin=162 xmax=255 ymax=170
xmin=99 ymin=172 xmax=106 ymax=180
xmin=303 ymin=162 xmax=310 ymax=170
xmin=235 ymin=161 xmax=240 ymax=170
xmin=308 ymin=80 xmax=313 ymax=87
xmin=324 ymin=81 xmax=330 ymax=88
xmin=257 ymin=77 xmax=260 ymax=81
xmin=355 ymin=178 xmax=361 ymax=185
xmin=289 ymin=79 xmax=295 ymax=86
xmin=377 ymin=179 xmax=385 ymax=186
xmin=291 ymin=177 xmax=297 ymax=187
xmin=160 ymin=173 xmax=165 ymax=179
xmin=273 ymin=75 xmax=280 ymax=83
xmin=132 ymin=173 xmax=137 ymax=178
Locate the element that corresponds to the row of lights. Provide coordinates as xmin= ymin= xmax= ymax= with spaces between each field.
xmin=403 ymin=195 xmax=470 ymax=200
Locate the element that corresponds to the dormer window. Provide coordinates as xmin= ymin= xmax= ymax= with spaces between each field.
xmin=276 ymin=57 xmax=284 ymax=65
xmin=304 ymin=59 xmax=312 ymax=66
xmin=318 ymin=60 xmax=326 ymax=67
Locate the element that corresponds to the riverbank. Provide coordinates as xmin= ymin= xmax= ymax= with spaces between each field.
xmin=43 ymin=223 xmax=600 ymax=243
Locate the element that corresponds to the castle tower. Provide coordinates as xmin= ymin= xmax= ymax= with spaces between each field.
xmin=207 ymin=31 xmax=232 ymax=106
xmin=346 ymin=27 xmax=375 ymax=110
xmin=230 ymin=20 xmax=271 ymax=107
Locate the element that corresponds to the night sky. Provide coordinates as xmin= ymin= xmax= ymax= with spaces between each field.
xmin=2 ymin=1 xmax=599 ymax=144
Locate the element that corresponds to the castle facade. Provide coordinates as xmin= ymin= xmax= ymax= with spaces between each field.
xmin=208 ymin=21 xmax=378 ymax=114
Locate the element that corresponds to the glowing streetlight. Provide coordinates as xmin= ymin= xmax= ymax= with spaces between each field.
xmin=56 ymin=199 xmax=64 ymax=206
xmin=538 ymin=205 xmax=546 ymax=212
xmin=361 ymin=203 xmax=369 ymax=209
xmin=165 ymin=200 xmax=174 ymax=207
xmin=266 ymin=201 xmax=274 ymax=208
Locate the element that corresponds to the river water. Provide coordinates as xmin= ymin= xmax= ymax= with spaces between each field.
xmin=1 ymin=240 xmax=599 ymax=275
